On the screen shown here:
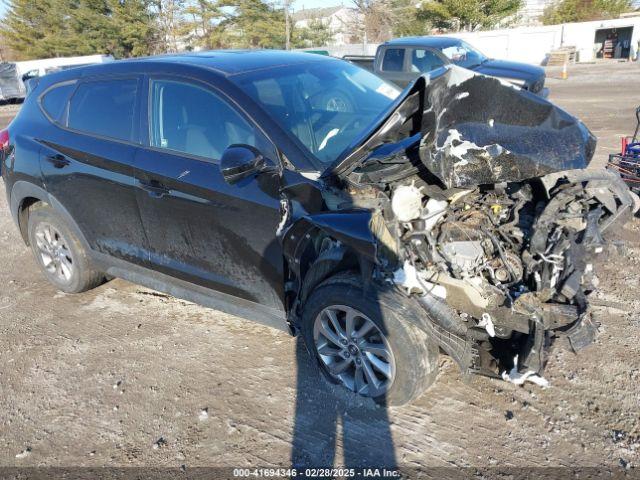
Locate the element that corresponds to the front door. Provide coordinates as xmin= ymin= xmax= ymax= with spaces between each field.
xmin=134 ymin=77 xmax=285 ymax=310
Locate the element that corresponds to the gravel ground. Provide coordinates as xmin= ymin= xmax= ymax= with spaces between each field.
xmin=0 ymin=62 xmax=639 ymax=475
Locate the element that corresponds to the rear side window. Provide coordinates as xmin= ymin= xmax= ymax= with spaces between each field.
xmin=68 ymin=79 xmax=138 ymax=142
xmin=410 ymin=49 xmax=445 ymax=73
xmin=40 ymin=82 xmax=76 ymax=122
xmin=382 ymin=48 xmax=405 ymax=72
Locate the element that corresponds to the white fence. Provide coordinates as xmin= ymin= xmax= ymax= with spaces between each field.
xmin=319 ymin=17 xmax=640 ymax=65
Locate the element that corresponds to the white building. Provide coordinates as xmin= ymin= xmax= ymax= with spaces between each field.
xmin=292 ymin=6 xmax=362 ymax=46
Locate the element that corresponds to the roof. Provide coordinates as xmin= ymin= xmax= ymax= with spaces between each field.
xmin=382 ymin=36 xmax=463 ymax=48
xmin=60 ymin=50 xmax=339 ymax=79
xmin=292 ymin=6 xmax=344 ymax=22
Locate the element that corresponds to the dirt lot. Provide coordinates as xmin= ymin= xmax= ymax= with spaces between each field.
xmin=0 ymin=62 xmax=639 ymax=475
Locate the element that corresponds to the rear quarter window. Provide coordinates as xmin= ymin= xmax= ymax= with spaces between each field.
xmin=40 ymin=82 xmax=76 ymax=123
xmin=67 ymin=78 xmax=138 ymax=142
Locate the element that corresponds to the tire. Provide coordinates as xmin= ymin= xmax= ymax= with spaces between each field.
xmin=27 ymin=203 xmax=105 ymax=294
xmin=300 ymin=274 xmax=439 ymax=406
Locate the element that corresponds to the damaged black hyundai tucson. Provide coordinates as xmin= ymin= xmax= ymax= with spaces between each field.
xmin=2 ymin=51 xmax=637 ymax=406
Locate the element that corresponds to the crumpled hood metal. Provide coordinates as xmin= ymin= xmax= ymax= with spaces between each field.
xmin=326 ymin=65 xmax=596 ymax=188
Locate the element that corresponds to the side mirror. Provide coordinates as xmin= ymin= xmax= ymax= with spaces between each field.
xmin=220 ymin=145 xmax=275 ymax=184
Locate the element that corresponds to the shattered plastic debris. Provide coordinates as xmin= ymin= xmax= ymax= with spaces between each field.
xmin=479 ymin=313 xmax=496 ymax=337
xmin=393 ymin=260 xmax=447 ymax=298
xmin=501 ymin=355 xmax=550 ymax=388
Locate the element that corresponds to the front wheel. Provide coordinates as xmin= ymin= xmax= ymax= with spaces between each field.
xmin=300 ymin=274 xmax=439 ymax=406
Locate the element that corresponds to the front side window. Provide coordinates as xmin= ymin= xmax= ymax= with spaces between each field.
xmin=410 ymin=49 xmax=445 ymax=73
xmin=150 ymin=80 xmax=267 ymax=161
xmin=40 ymin=82 xmax=76 ymax=122
xmin=68 ymin=79 xmax=137 ymax=142
xmin=440 ymin=41 xmax=487 ymax=69
xmin=382 ymin=48 xmax=406 ymax=72
xmin=232 ymin=61 xmax=401 ymax=165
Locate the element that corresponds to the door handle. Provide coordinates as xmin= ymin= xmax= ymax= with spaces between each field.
xmin=140 ymin=179 xmax=170 ymax=198
xmin=46 ymin=154 xmax=70 ymax=169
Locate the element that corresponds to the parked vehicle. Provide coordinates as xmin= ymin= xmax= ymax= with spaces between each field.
xmin=344 ymin=36 xmax=548 ymax=96
xmin=1 ymin=51 xmax=636 ymax=405
xmin=0 ymin=63 xmax=26 ymax=103
xmin=17 ymin=55 xmax=114 ymax=97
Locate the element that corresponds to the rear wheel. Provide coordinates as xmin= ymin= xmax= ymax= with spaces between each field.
xmin=301 ymin=274 xmax=439 ymax=406
xmin=27 ymin=203 xmax=105 ymax=293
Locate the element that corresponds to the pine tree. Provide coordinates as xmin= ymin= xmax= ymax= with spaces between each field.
xmin=542 ymin=0 xmax=631 ymax=24
xmin=1 ymin=0 xmax=156 ymax=59
xmin=217 ymin=0 xmax=286 ymax=49
xmin=416 ymin=0 xmax=523 ymax=31
xmin=179 ymin=0 xmax=223 ymax=50
xmin=2 ymin=0 xmax=74 ymax=59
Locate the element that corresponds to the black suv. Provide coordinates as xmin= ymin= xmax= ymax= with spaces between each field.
xmin=1 ymin=51 xmax=636 ymax=405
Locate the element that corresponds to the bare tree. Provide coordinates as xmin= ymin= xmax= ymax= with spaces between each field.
xmin=351 ymin=0 xmax=394 ymax=43
xmin=150 ymin=0 xmax=186 ymax=53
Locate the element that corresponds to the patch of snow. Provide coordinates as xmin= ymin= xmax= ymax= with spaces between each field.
xmin=16 ymin=448 xmax=31 ymax=459
xmin=502 ymin=355 xmax=550 ymax=388
xmin=199 ymin=408 xmax=209 ymax=421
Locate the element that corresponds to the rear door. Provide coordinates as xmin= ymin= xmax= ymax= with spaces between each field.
xmin=39 ymin=76 xmax=149 ymax=264
xmin=133 ymin=76 xmax=285 ymax=310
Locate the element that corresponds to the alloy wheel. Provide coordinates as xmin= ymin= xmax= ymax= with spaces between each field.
xmin=34 ymin=222 xmax=74 ymax=283
xmin=313 ymin=305 xmax=396 ymax=397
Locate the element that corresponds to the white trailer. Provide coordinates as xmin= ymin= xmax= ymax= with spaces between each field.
xmin=15 ymin=54 xmax=115 ymax=81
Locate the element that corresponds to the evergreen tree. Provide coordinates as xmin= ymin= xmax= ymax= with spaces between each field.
xmin=1 ymin=0 xmax=156 ymax=59
xmin=542 ymin=0 xmax=631 ymax=24
xmin=179 ymin=0 xmax=223 ymax=50
xmin=293 ymin=18 xmax=333 ymax=48
xmin=217 ymin=0 xmax=286 ymax=49
xmin=416 ymin=0 xmax=523 ymax=31
xmin=2 ymin=0 xmax=73 ymax=59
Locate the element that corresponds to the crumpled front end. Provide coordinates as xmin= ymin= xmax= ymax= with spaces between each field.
xmin=386 ymin=168 xmax=636 ymax=383
xmin=329 ymin=66 xmax=639 ymax=384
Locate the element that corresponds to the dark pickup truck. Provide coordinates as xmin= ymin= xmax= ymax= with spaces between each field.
xmin=344 ymin=36 xmax=548 ymax=96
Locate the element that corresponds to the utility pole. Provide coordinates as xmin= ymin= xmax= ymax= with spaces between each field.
xmin=284 ymin=0 xmax=291 ymax=50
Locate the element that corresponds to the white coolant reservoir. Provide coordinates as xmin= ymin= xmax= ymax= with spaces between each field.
xmin=423 ymin=198 xmax=448 ymax=231
xmin=391 ymin=185 xmax=423 ymax=223
xmin=391 ymin=184 xmax=423 ymax=222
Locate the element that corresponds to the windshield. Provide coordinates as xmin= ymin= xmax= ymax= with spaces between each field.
xmin=440 ymin=41 xmax=487 ymax=69
xmin=232 ymin=61 xmax=401 ymax=165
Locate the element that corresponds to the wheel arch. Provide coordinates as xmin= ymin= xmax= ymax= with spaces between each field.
xmin=282 ymin=211 xmax=381 ymax=327
xmin=10 ymin=180 xmax=91 ymax=250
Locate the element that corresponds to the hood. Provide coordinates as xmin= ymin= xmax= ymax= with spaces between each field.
xmin=324 ymin=65 xmax=596 ymax=188
xmin=473 ymin=58 xmax=544 ymax=84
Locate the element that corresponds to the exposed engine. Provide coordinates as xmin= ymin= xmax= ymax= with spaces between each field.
xmin=385 ymin=170 xmax=637 ymax=382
